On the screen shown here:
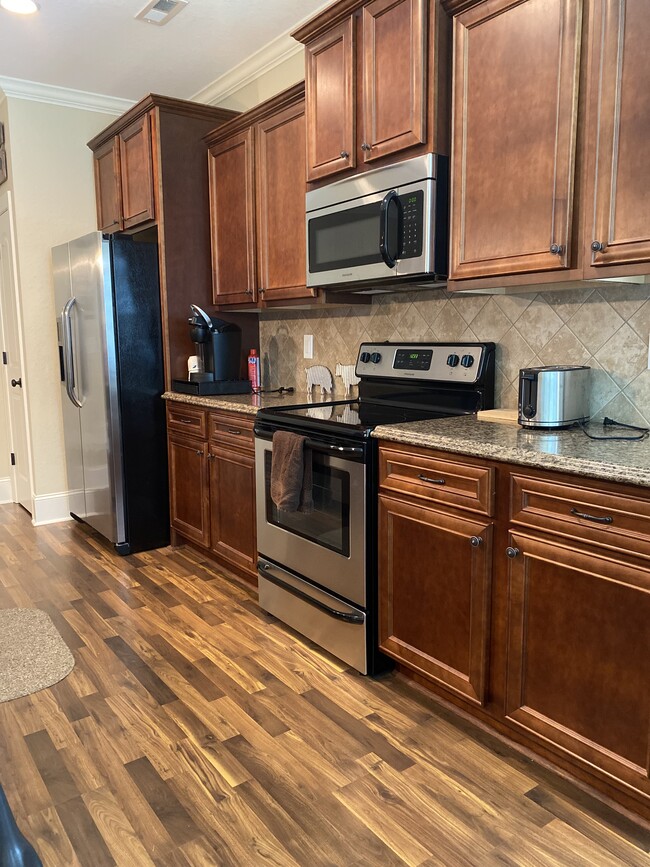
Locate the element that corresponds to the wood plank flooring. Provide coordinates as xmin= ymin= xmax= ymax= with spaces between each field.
xmin=0 ymin=504 xmax=648 ymax=866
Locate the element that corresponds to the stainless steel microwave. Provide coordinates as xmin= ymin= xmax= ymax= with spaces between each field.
xmin=306 ymin=154 xmax=448 ymax=290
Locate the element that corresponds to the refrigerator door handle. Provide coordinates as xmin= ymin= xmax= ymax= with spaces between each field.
xmin=62 ymin=297 xmax=83 ymax=408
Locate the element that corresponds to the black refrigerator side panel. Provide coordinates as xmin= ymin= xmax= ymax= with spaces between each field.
xmin=111 ymin=231 xmax=170 ymax=553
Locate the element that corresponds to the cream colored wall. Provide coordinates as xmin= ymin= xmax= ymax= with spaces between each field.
xmin=214 ymin=51 xmax=304 ymax=112
xmin=4 ymin=97 xmax=115 ymax=499
xmin=0 ymin=98 xmax=11 ymax=482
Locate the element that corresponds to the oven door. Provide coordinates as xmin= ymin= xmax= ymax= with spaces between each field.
xmin=254 ymin=433 xmax=366 ymax=607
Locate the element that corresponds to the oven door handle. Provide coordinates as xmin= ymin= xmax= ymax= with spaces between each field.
xmin=304 ymin=439 xmax=364 ymax=456
xmin=258 ymin=562 xmax=365 ymax=624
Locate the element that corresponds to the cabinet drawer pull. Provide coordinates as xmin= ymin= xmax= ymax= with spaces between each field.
xmin=506 ymin=547 xmax=519 ymax=558
xmin=570 ymin=507 xmax=613 ymax=525
xmin=417 ymin=474 xmax=445 ymax=485
xmin=340 ymin=150 xmax=349 ymax=159
xmin=226 ymin=427 xmax=242 ymax=435
xmin=179 ymin=418 xmax=194 ymax=425
xmin=470 ymin=536 xmax=482 ymax=547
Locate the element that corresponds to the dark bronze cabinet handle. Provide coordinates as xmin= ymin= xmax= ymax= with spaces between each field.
xmin=550 ymin=243 xmax=564 ymax=255
xmin=506 ymin=547 xmax=519 ymax=558
xmin=418 ymin=474 xmax=445 ymax=485
xmin=570 ymin=507 xmax=613 ymax=524
xmin=10 ymin=378 xmax=22 ymax=388
xmin=226 ymin=427 xmax=242 ymax=435
xmin=591 ymin=240 xmax=604 ymax=252
xmin=470 ymin=536 xmax=482 ymax=547
xmin=340 ymin=150 xmax=349 ymax=159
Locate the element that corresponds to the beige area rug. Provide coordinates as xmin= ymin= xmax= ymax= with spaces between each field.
xmin=0 ymin=608 xmax=74 ymax=702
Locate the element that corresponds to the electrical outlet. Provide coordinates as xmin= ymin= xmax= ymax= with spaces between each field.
xmin=304 ymin=334 xmax=314 ymax=359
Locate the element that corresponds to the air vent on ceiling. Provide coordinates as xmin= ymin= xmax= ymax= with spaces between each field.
xmin=135 ymin=0 xmax=188 ymax=26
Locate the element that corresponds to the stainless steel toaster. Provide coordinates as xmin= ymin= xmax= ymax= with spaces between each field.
xmin=518 ymin=365 xmax=590 ymax=428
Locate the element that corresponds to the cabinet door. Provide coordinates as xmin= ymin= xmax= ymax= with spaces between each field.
xmin=256 ymin=100 xmax=314 ymax=302
xmin=589 ymin=0 xmax=650 ymax=268
xmin=305 ymin=17 xmax=356 ymax=181
xmin=93 ymin=137 xmax=122 ymax=233
xmin=505 ymin=532 xmax=650 ymax=795
xmin=450 ymin=0 xmax=582 ymax=280
xmin=379 ymin=496 xmax=492 ymax=705
xmin=209 ymin=129 xmax=257 ymax=305
xmin=209 ymin=445 xmax=256 ymax=576
xmin=119 ymin=114 xmax=155 ymax=230
xmin=361 ymin=0 xmax=426 ymax=164
xmin=168 ymin=434 xmax=210 ymax=547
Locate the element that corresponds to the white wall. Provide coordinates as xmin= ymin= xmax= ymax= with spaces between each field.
xmin=214 ymin=51 xmax=305 ymax=112
xmin=2 ymin=96 xmax=115 ymax=505
xmin=0 ymin=98 xmax=11 ymax=487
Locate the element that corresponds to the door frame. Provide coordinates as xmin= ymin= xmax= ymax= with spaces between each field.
xmin=0 ymin=189 xmax=34 ymax=510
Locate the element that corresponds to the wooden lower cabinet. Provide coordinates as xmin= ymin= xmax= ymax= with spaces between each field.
xmin=209 ymin=444 xmax=257 ymax=576
xmin=379 ymin=495 xmax=493 ymax=704
xmin=378 ymin=440 xmax=650 ymax=819
xmin=168 ymin=433 xmax=210 ymax=547
xmin=505 ymin=530 xmax=650 ymax=796
xmin=167 ymin=403 xmax=257 ymax=582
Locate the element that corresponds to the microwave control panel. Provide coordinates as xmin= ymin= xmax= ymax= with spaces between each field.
xmin=356 ymin=342 xmax=493 ymax=383
xmin=399 ymin=191 xmax=424 ymax=258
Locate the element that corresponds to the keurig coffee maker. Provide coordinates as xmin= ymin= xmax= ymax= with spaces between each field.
xmin=172 ymin=305 xmax=252 ymax=395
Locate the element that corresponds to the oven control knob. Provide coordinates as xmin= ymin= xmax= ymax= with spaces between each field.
xmin=370 ymin=352 xmax=382 ymax=364
xmin=446 ymin=354 xmax=460 ymax=368
xmin=359 ymin=352 xmax=371 ymax=363
xmin=460 ymin=354 xmax=474 ymax=368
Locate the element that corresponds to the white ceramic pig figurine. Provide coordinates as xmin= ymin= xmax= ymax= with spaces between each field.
xmin=335 ymin=363 xmax=361 ymax=396
xmin=305 ymin=364 xmax=333 ymax=395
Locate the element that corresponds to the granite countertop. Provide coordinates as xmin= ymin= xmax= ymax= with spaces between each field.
xmin=163 ymin=389 xmax=319 ymax=415
xmin=373 ymin=415 xmax=650 ymax=487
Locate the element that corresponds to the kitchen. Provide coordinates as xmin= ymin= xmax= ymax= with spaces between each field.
xmin=1 ymin=0 xmax=650 ymax=864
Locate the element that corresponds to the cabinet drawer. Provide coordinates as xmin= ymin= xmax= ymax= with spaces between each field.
xmin=166 ymin=404 xmax=207 ymax=438
xmin=209 ymin=411 xmax=254 ymax=452
xmin=379 ymin=446 xmax=494 ymax=516
xmin=510 ymin=474 xmax=650 ymax=558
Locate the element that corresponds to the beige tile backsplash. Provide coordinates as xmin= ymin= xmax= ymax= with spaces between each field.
xmin=259 ymin=284 xmax=650 ymax=425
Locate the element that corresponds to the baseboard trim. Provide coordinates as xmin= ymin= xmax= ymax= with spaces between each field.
xmin=0 ymin=477 xmax=12 ymax=504
xmin=31 ymin=491 xmax=73 ymax=526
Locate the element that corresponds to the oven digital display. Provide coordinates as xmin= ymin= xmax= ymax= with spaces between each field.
xmin=393 ymin=349 xmax=433 ymax=371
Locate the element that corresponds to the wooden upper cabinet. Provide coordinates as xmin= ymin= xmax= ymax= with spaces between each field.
xmin=587 ymin=0 xmax=650 ymax=269
xmin=93 ymin=137 xmax=122 ymax=233
xmin=305 ymin=17 xmax=356 ymax=181
xmin=296 ymin=0 xmax=446 ymax=184
xmin=208 ymin=128 xmax=257 ymax=306
xmin=450 ymin=0 xmax=582 ymax=280
xmin=118 ymin=114 xmax=155 ymax=230
xmin=361 ymin=0 xmax=427 ymax=163
xmin=256 ymin=99 xmax=313 ymax=301
xmin=92 ymin=112 xmax=155 ymax=234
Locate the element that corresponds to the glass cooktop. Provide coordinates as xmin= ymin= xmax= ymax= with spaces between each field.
xmin=265 ymin=399 xmax=465 ymax=432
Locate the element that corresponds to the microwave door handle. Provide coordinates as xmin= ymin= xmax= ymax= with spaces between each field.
xmin=379 ymin=189 xmax=401 ymax=268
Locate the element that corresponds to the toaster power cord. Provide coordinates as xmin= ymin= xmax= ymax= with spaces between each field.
xmin=578 ymin=417 xmax=650 ymax=441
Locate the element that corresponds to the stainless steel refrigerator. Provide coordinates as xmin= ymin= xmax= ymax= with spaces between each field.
xmin=53 ymin=231 xmax=169 ymax=554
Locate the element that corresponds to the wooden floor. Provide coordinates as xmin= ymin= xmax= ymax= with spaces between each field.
xmin=0 ymin=505 xmax=648 ymax=866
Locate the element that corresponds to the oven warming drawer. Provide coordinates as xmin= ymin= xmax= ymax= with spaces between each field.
xmin=257 ymin=557 xmax=368 ymax=674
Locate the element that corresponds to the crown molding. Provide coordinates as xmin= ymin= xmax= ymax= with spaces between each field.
xmin=0 ymin=76 xmax=133 ymax=115
xmin=191 ymin=31 xmax=304 ymax=106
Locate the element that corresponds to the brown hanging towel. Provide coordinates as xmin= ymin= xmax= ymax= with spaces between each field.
xmin=270 ymin=431 xmax=313 ymax=513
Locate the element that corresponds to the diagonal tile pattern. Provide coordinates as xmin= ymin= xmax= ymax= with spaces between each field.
xmin=260 ymin=285 xmax=650 ymax=424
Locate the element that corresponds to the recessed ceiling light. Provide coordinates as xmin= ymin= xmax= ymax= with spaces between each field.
xmin=135 ymin=0 xmax=188 ymax=26
xmin=0 ymin=0 xmax=40 ymax=13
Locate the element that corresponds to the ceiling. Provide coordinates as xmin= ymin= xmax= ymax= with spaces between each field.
xmin=0 ymin=0 xmax=329 ymax=103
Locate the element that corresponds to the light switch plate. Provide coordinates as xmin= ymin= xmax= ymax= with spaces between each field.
xmin=304 ymin=334 xmax=314 ymax=359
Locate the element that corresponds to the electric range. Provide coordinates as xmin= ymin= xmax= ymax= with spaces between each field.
xmin=253 ymin=341 xmax=496 ymax=674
